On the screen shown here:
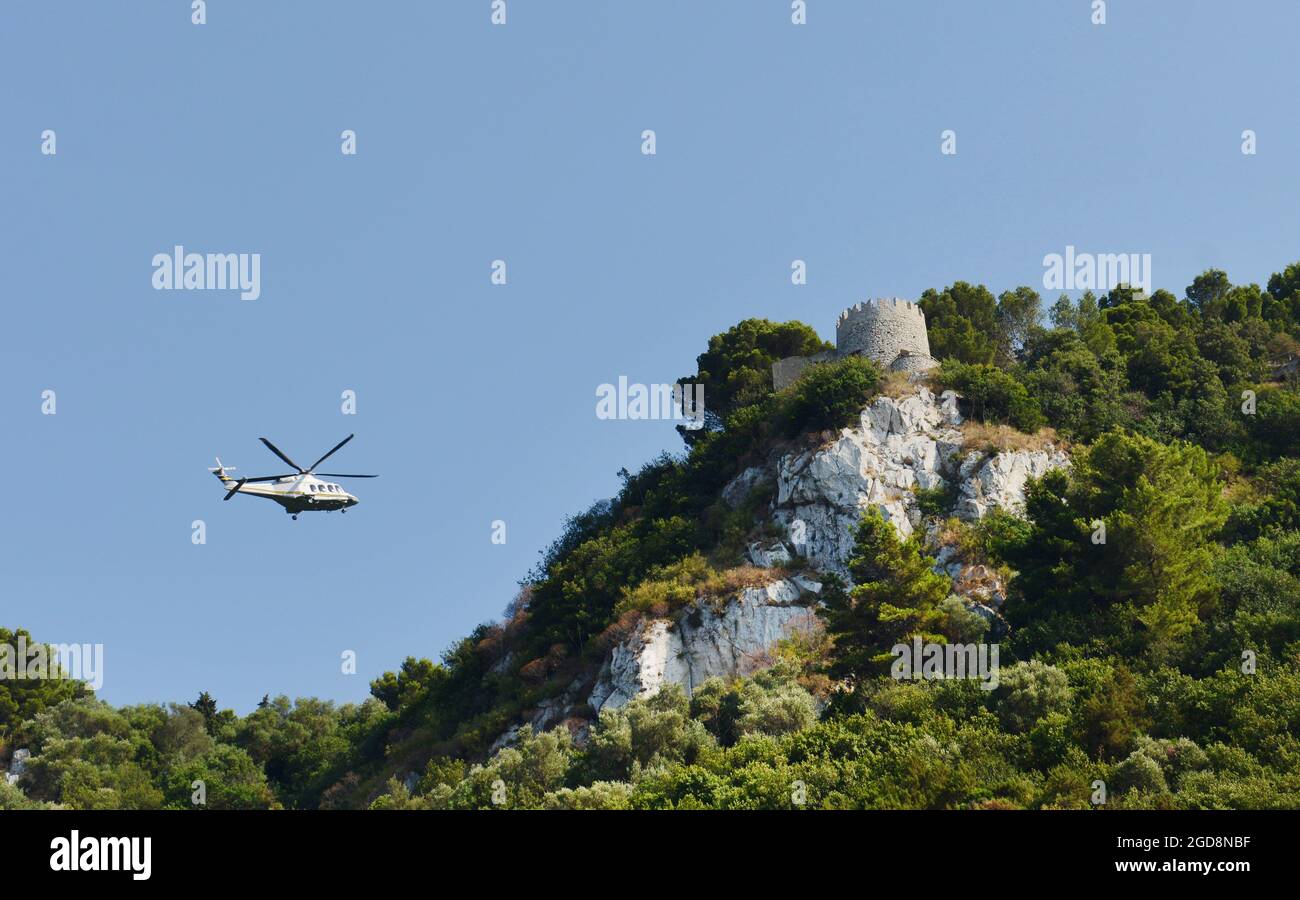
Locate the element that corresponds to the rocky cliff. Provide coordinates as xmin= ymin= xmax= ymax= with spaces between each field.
xmin=511 ymin=384 xmax=1070 ymax=744
xmin=588 ymin=576 xmax=822 ymax=712
xmin=765 ymin=386 xmax=1068 ymax=575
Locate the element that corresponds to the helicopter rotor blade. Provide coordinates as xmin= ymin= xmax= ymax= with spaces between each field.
xmin=223 ymin=478 xmax=248 ymax=501
xmin=239 ymin=473 xmax=298 ymax=483
xmin=259 ymin=437 xmax=304 ymax=473
xmin=307 ymin=434 xmax=355 ymax=472
xmin=313 ymin=473 xmax=378 ymax=478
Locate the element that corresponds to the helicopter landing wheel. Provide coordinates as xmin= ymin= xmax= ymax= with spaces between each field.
xmin=340 ymin=508 xmax=346 ymax=514
xmin=291 ymin=514 xmax=298 ymax=520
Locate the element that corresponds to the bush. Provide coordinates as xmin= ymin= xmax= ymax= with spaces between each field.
xmin=992 ymin=661 xmax=1072 ymax=733
xmin=1111 ymin=751 xmax=1168 ymax=795
xmin=615 ymin=553 xmax=718 ymax=617
xmin=938 ymin=595 xmax=990 ymax=644
xmin=938 ymin=360 xmax=1045 ymax=432
xmin=691 ymin=663 xmax=819 ymax=745
xmin=545 ymin=781 xmax=634 ymax=810
xmin=774 ymin=356 xmax=882 ymax=437
xmin=584 ymin=687 xmax=716 ymax=782
xmin=914 ymin=483 xmax=959 ymax=518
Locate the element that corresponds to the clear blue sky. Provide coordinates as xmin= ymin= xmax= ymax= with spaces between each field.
xmin=3 ymin=1 xmax=1297 ymax=712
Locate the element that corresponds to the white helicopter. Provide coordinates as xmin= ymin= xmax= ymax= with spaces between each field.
xmin=209 ymin=434 xmax=377 ymax=519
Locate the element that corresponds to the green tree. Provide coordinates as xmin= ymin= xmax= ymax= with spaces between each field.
xmin=0 ymin=627 xmax=89 ymax=742
xmin=992 ymin=661 xmax=1072 ymax=733
xmin=1078 ymin=665 xmax=1149 ymax=760
xmin=995 ymin=286 xmax=1044 ymax=363
xmin=680 ymin=318 xmax=831 ymax=420
xmin=369 ymin=657 xmax=444 ymax=713
xmin=775 ymin=355 xmax=881 ymax=436
xmin=937 ymin=360 xmax=1045 ymax=431
xmin=584 ymin=686 xmax=715 ymax=783
xmin=188 ymin=691 xmax=218 ymax=736
xmin=167 ymin=743 xmax=278 ymax=809
xmin=1004 ymin=431 xmax=1228 ymax=657
xmin=443 ymin=726 xmax=574 ymax=809
xmin=1265 ymin=261 xmax=1300 ymax=331
xmin=1186 ymin=269 xmax=1231 ymax=314
xmin=233 ymin=696 xmax=367 ymax=808
xmin=17 ymin=698 xmax=164 ymax=809
xmin=821 ymin=508 xmax=952 ymax=678
xmin=1248 ymin=385 xmax=1300 ymax=457
xmin=919 ymin=282 xmax=999 ymax=364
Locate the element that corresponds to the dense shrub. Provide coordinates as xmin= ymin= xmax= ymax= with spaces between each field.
xmin=774 ymin=355 xmax=882 ymax=437
xmin=938 ymin=360 xmax=1046 ymax=432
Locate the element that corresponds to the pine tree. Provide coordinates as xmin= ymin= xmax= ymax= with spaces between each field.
xmin=189 ymin=691 xmax=219 ymax=735
xmin=821 ymin=507 xmax=952 ymax=679
xmin=1004 ymin=429 xmax=1228 ymax=657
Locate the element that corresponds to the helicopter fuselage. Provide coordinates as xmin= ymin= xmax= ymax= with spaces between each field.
xmin=215 ymin=471 xmax=358 ymax=514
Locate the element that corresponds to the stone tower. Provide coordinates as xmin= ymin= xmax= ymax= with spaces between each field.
xmin=835 ymin=298 xmax=935 ymax=372
xmin=771 ymin=297 xmax=937 ymax=390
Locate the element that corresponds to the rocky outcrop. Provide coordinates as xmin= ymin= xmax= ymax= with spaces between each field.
xmin=746 ymin=540 xmax=791 ymax=568
xmin=932 ymin=540 xmax=1007 ymax=628
xmin=4 ymin=748 xmax=29 ymax=786
xmin=770 ymin=387 xmax=962 ymax=573
xmin=721 ymin=465 xmax=771 ymax=509
xmin=586 ymin=578 xmax=820 ymax=713
xmin=741 ymin=385 xmax=1069 ymax=577
xmin=954 ymin=447 xmax=1069 ymax=520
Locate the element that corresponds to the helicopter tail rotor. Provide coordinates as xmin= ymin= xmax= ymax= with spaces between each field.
xmin=208 ymin=457 xmax=237 ymax=480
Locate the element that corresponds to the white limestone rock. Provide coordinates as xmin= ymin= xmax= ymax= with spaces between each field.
xmin=772 ymin=387 xmax=963 ymax=574
xmin=768 ymin=386 xmax=1068 ymax=575
xmin=5 ymin=748 xmax=29 ymax=786
xmin=747 ymin=540 xmax=792 ymax=568
xmin=955 ymin=448 xmax=1071 ymax=521
xmin=587 ymin=579 xmax=819 ymax=713
xmin=721 ymin=466 xmax=770 ymax=509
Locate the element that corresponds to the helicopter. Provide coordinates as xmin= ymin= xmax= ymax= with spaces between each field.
xmin=209 ymin=434 xmax=377 ymax=519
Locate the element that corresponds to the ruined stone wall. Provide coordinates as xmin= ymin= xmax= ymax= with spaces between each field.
xmin=772 ymin=349 xmax=836 ymax=391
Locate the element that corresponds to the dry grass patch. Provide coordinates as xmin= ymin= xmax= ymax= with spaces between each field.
xmin=878 ymin=370 xmax=920 ymax=399
xmin=959 ymin=421 xmax=1067 ymax=454
xmin=614 ymin=554 xmax=802 ymax=619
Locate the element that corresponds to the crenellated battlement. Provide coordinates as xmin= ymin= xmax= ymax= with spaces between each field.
xmin=834 ymin=297 xmax=927 ymax=327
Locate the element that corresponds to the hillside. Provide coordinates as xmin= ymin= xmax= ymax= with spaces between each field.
xmin=4 ymin=272 xmax=1300 ymax=810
